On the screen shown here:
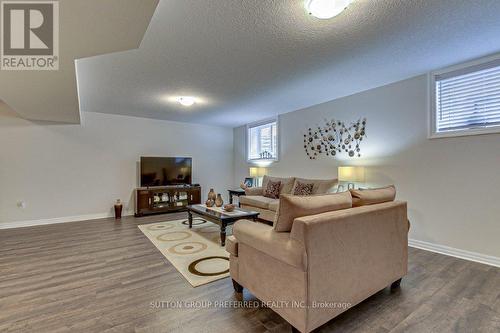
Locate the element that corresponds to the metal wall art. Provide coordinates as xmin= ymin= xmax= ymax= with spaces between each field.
xmin=303 ymin=118 xmax=367 ymax=160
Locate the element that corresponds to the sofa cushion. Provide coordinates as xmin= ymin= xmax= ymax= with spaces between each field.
xmin=268 ymin=200 xmax=279 ymax=212
xmin=263 ymin=179 xmax=281 ymax=199
xmin=350 ymin=185 xmax=396 ymax=207
xmin=292 ymin=177 xmax=337 ymax=195
xmin=262 ymin=175 xmax=296 ymax=194
xmin=233 ymin=219 xmax=306 ymax=270
xmin=292 ymin=181 xmax=314 ymax=196
xmin=239 ymin=195 xmax=276 ymax=210
xmin=274 ymin=191 xmax=352 ymax=232
xmin=240 ymin=204 xmax=276 ymax=222
xmin=244 ymin=187 xmax=264 ymax=196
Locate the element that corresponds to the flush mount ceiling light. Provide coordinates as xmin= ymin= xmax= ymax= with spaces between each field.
xmin=176 ymin=96 xmax=196 ymax=107
xmin=305 ymin=0 xmax=353 ymax=19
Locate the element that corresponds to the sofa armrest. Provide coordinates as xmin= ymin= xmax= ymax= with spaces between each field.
xmin=226 ymin=235 xmax=238 ymax=256
xmin=245 ymin=187 xmax=264 ymax=196
xmin=233 ymin=220 xmax=306 ymax=270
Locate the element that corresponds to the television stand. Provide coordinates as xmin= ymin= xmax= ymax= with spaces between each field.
xmin=135 ymin=185 xmax=201 ymax=216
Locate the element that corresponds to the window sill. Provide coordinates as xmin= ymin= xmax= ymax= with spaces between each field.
xmin=247 ymin=159 xmax=277 ymax=166
xmin=428 ymin=126 xmax=500 ymax=139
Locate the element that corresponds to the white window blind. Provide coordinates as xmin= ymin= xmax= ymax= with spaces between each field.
xmin=247 ymin=120 xmax=278 ymax=161
xmin=434 ymin=59 xmax=500 ymax=134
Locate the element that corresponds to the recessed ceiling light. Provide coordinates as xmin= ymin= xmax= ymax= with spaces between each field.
xmin=305 ymin=0 xmax=353 ymax=19
xmin=176 ymin=96 xmax=196 ymax=107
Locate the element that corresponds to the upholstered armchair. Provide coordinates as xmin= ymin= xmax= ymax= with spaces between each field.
xmin=226 ymin=200 xmax=408 ymax=333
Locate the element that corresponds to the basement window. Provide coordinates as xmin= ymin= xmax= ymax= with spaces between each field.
xmin=430 ymin=57 xmax=500 ymax=138
xmin=247 ymin=118 xmax=278 ymax=162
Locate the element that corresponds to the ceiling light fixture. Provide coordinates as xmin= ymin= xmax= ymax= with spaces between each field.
xmin=176 ymin=96 xmax=196 ymax=107
xmin=305 ymin=0 xmax=353 ymax=19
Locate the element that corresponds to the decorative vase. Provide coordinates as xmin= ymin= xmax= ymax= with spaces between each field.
xmin=215 ymin=194 xmax=223 ymax=207
xmin=205 ymin=199 xmax=214 ymax=207
xmin=208 ymin=188 xmax=216 ymax=201
xmin=114 ymin=199 xmax=123 ymax=219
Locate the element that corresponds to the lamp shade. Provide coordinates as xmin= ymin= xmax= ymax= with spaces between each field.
xmin=338 ymin=166 xmax=365 ymax=182
xmin=249 ymin=167 xmax=268 ymax=177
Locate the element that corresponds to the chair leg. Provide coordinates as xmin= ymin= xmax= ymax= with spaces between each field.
xmin=391 ymin=278 xmax=402 ymax=289
xmin=232 ymin=279 xmax=243 ymax=301
xmin=232 ymin=279 xmax=243 ymax=293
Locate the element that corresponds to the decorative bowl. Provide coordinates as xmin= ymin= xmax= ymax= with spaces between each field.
xmin=223 ymin=204 xmax=235 ymax=212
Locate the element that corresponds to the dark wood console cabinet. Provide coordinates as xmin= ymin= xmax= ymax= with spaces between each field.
xmin=135 ymin=185 xmax=201 ymax=216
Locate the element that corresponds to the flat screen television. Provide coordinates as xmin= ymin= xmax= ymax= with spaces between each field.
xmin=140 ymin=157 xmax=192 ymax=187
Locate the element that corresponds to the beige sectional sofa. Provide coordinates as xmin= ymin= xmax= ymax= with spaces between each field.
xmin=227 ymin=186 xmax=408 ymax=333
xmin=240 ymin=175 xmax=338 ymax=222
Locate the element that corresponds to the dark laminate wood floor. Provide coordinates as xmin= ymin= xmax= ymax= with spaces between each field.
xmin=1 ymin=213 xmax=499 ymax=333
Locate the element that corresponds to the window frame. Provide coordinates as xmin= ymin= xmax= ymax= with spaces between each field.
xmin=429 ymin=54 xmax=500 ymax=139
xmin=246 ymin=117 xmax=279 ymax=163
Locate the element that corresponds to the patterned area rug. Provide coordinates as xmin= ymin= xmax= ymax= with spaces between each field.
xmin=138 ymin=218 xmax=231 ymax=287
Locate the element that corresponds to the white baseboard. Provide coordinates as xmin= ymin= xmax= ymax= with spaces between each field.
xmin=0 ymin=211 xmax=134 ymax=230
xmin=409 ymin=238 xmax=500 ymax=268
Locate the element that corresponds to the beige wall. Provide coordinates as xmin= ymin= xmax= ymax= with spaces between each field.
xmin=234 ymin=75 xmax=500 ymax=258
xmin=0 ymin=111 xmax=233 ymax=225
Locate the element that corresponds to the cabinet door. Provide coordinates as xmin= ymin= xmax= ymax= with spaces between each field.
xmin=189 ymin=188 xmax=201 ymax=204
xmin=137 ymin=191 xmax=151 ymax=211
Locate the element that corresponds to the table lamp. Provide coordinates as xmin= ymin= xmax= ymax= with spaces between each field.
xmin=338 ymin=166 xmax=365 ymax=191
xmin=249 ymin=167 xmax=268 ymax=187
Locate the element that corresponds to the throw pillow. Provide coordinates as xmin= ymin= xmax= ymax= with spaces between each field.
xmin=292 ymin=177 xmax=338 ymax=194
xmin=274 ymin=191 xmax=352 ymax=232
xmin=263 ymin=180 xmax=281 ymax=199
xmin=262 ymin=175 xmax=295 ymax=194
xmin=292 ymin=181 xmax=314 ymax=196
xmin=349 ymin=185 xmax=396 ymax=207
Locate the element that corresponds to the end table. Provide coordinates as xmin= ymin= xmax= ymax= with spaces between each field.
xmin=228 ymin=188 xmax=246 ymax=207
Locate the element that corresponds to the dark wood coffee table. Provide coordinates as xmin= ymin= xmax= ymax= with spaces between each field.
xmin=187 ymin=204 xmax=259 ymax=246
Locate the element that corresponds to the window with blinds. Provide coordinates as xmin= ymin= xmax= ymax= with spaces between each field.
xmin=247 ymin=119 xmax=278 ymax=161
xmin=432 ymin=59 xmax=500 ymax=137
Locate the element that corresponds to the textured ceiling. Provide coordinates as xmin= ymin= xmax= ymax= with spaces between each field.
xmin=78 ymin=0 xmax=499 ymax=127
xmin=0 ymin=0 xmax=159 ymax=123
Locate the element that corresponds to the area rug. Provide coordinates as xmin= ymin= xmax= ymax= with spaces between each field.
xmin=138 ymin=218 xmax=231 ymax=287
